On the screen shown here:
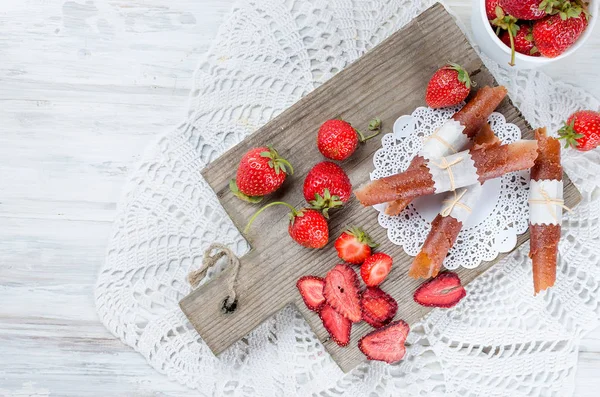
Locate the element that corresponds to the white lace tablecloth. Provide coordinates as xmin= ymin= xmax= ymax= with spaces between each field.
xmin=94 ymin=1 xmax=600 ymax=395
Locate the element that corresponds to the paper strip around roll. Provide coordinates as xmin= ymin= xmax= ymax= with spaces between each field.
xmin=427 ymin=151 xmax=479 ymax=194
xmin=529 ymin=179 xmax=564 ymax=225
xmin=441 ymin=184 xmax=483 ymax=223
xmin=420 ymin=119 xmax=469 ymax=159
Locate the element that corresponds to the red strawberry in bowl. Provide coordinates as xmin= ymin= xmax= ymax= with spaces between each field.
xmin=245 ymin=202 xmax=329 ymax=248
xmin=532 ymin=3 xmax=589 ymax=58
xmin=303 ymin=161 xmax=352 ymax=216
xmin=499 ymin=0 xmax=548 ymax=20
xmin=425 ymin=63 xmax=472 ymax=109
xmin=486 ymin=0 xmax=501 ymax=20
xmin=230 ymin=146 xmax=293 ymax=203
xmin=334 ymin=227 xmax=378 ymax=265
xmin=317 ymin=118 xmax=381 ymax=161
xmin=500 ymin=24 xmax=540 ymax=56
xmin=558 ymin=110 xmax=600 ymax=151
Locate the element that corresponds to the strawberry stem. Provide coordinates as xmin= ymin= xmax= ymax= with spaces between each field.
xmin=244 ymin=201 xmax=297 ymax=233
xmin=260 ymin=146 xmax=294 ymax=175
xmin=356 ymin=118 xmax=383 ymax=142
xmin=507 ymin=26 xmax=516 ymax=66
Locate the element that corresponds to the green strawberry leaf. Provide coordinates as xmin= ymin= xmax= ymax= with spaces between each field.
xmin=229 ymin=179 xmax=264 ymax=203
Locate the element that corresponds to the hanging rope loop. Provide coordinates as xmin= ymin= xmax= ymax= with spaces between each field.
xmin=187 ymin=243 xmax=241 ymax=313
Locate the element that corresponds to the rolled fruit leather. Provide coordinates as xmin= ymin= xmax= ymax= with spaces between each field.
xmin=385 ymin=85 xmax=508 ymax=216
xmin=409 ymin=123 xmax=501 ymax=279
xmin=529 ymin=128 xmax=563 ymax=295
xmin=354 ymin=139 xmax=539 ymax=207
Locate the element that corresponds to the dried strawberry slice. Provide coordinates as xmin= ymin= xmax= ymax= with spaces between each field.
xmin=413 ymin=272 xmax=466 ymax=308
xmin=359 ymin=320 xmax=409 ymax=363
xmin=296 ymin=276 xmax=325 ymax=311
xmin=323 ymin=264 xmax=361 ymax=322
xmin=319 ymin=304 xmax=352 ymax=347
xmin=361 ymin=287 xmax=398 ymax=328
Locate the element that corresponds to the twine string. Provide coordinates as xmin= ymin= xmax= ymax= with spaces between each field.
xmin=187 ymin=243 xmax=241 ymax=313
xmin=430 ymin=156 xmax=463 ymax=192
xmin=528 ymin=183 xmax=572 ymax=222
xmin=423 ymin=128 xmax=458 ymax=154
xmin=441 ymin=189 xmax=472 ymax=217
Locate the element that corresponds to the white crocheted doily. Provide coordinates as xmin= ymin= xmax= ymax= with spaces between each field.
xmin=95 ymin=1 xmax=600 ymax=396
xmin=372 ymin=108 xmax=526 ymax=270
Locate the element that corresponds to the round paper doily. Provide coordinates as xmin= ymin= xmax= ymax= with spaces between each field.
xmin=371 ymin=108 xmax=526 ymax=270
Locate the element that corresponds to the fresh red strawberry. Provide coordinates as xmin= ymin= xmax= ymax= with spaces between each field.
xmin=317 ymin=118 xmax=381 ymax=161
xmin=361 ymin=253 xmax=393 ymax=287
xmin=323 ymin=264 xmax=362 ymax=322
xmin=532 ymin=4 xmax=589 ymax=58
xmin=425 ymin=63 xmax=472 ymax=109
xmin=358 ymin=320 xmax=409 ymax=363
xmin=361 ymin=287 xmax=398 ymax=328
xmin=499 ymin=0 xmax=547 ymax=20
xmin=297 ymin=276 xmax=325 ymax=311
xmin=245 ymin=202 xmax=329 ymax=249
xmin=230 ymin=146 xmax=293 ymax=203
xmin=319 ymin=304 xmax=352 ymax=346
xmin=486 ymin=0 xmax=501 ymax=19
xmin=334 ymin=227 xmax=378 ymax=265
xmin=413 ymin=272 xmax=466 ymax=308
xmin=303 ymin=161 xmax=352 ymax=216
xmin=558 ymin=110 xmax=600 ymax=151
xmin=500 ymin=24 xmax=541 ymax=56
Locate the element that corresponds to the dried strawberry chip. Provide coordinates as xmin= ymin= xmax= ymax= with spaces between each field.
xmin=413 ymin=272 xmax=466 ymax=308
xmin=323 ymin=264 xmax=362 ymax=322
xmin=361 ymin=287 xmax=398 ymax=328
xmin=296 ymin=276 xmax=325 ymax=311
xmin=319 ymin=304 xmax=352 ymax=347
xmin=359 ymin=320 xmax=409 ymax=363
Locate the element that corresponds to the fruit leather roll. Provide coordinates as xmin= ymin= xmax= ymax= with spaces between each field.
xmin=409 ymin=124 xmax=500 ymax=279
xmin=528 ymin=128 xmax=563 ymax=294
xmin=385 ymin=85 xmax=508 ymax=216
xmin=355 ymin=139 xmax=538 ymax=206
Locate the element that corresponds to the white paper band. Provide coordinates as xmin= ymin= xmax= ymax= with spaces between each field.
xmin=427 ymin=151 xmax=479 ymax=194
xmin=420 ymin=119 xmax=468 ymax=160
xmin=528 ymin=179 xmax=564 ymax=225
xmin=441 ymin=184 xmax=482 ymax=223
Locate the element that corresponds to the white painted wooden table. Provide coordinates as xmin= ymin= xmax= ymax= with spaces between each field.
xmin=1 ymin=1 xmax=599 ymax=395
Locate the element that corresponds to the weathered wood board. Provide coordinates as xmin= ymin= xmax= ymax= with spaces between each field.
xmin=180 ymin=3 xmax=581 ymax=373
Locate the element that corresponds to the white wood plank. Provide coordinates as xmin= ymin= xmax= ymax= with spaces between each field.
xmin=1 ymin=0 xmax=599 ymax=395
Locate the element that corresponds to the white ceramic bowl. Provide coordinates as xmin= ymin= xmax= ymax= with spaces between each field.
xmin=471 ymin=0 xmax=598 ymax=69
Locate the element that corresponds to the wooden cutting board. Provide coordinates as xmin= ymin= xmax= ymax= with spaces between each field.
xmin=179 ymin=3 xmax=581 ymax=372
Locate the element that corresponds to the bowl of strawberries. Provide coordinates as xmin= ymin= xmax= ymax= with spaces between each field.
xmin=472 ymin=0 xmax=597 ymax=68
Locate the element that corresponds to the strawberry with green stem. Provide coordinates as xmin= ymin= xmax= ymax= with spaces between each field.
xmin=491 ymin=7 xmax=520 ymax=66
xmin=532 ymin=1 xmax=589 ymax=58
xmin=558 ymin=110 xmax=600 ymax=151
xmin=230 ymin=146 xmax=294 ymax=203
xmin=317 ymin=118 xmax=381 ymax=161
xmin=245 ymin=201 xmax=329 ymax=248
xmin=303 ymin=161 xmax=352 ymax=217
xmin=500 ymin=24 xmax=540 ymax=57
xmin=334 ymin=227 xmax=378 ymax=265
xmin=425 ymin=63 xmax=472 ymax=109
